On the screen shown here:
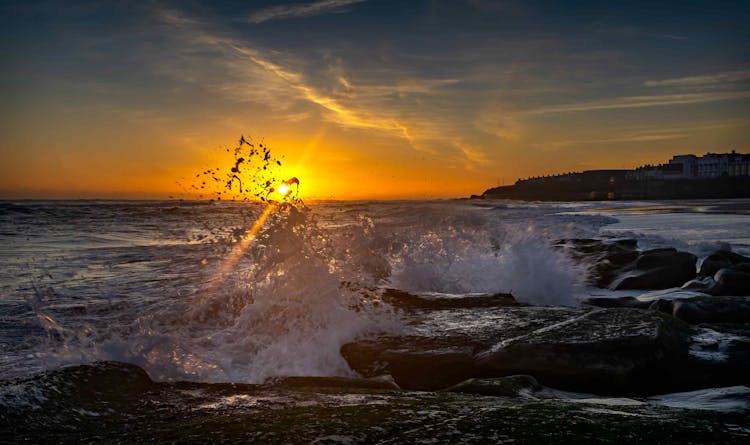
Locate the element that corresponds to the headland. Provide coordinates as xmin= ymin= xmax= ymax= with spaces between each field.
xmin=478 ymin=151 xmax=750 ymax=201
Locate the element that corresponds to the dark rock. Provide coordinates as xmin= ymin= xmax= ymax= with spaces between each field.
xmin=381 ymin=288 xmax=519 ymax=311
xmin=554 ymin=238 xmax=639 ymax=287
xmin=611 ymin=249 xmax=697 ymax=290
xmin=681 ymin=276 xmax=718 ymax=293
xmin=649 ymin=298 xmax=675 ymax=315
xmin=670 ymin=297 xmax=750 ymax=324
xmin=699 ymin=250 xmax=750 ymax=277
xmin=714 ymin=268 xmax=750 ymax=296
xmin=341 ymin=336 xmax=478 ymax=391
xmin=443 ymin=375 xmax=542 ymax=397
xmin=342 ymin=307 xmax=695 ymax=395
xmin=476 ymin=309 xmax=691 ymax=395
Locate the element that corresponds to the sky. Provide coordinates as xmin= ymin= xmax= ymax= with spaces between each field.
xmin=1 ymin=0 xmax=749 ymax=200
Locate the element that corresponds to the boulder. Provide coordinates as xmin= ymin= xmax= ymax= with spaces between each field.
xmin=381 ymin=288 xmax=519 ymax=311
xmin=342 ymin=307 xmax=695 ymax=395
xmin=699 ymin=250 xmax=750 ymax=277
xmin=713 ymin=268 xmax=750 ymax=296
xmin=611 ymin=248 xmax=697 ymax=290
xmin=340 ymin=336 xmax=478 ymax=391
xmin=681 ymin=276 xmax=718 ymax=293
xmin=554 ymin=238 xmax=639 ymax=287
xmin=475 ymin=309 xmax=691 ymax=395
xmin=651 ymin=296 xmax=750 ymax=324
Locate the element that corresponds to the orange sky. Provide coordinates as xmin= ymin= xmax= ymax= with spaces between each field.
xmin=1 ymin=1 xmax=748 ymax=200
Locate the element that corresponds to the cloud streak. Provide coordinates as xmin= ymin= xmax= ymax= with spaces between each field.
xmin=525 ymin=91 xmax=750 ymax=115
xmin=644 ymin=70 xmax=750 ymax=87
xmin=248 ymin=0 xmax=367 ymax=24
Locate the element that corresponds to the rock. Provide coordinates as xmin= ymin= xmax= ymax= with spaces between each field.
xmin=381 ymin=288 xmax=519 ymax=311
xmin=669 ymin=297 xmax=750 ymax=324
xmin=342 ymin=307 xmax=695 ymax=395
xmin=443 ymin=375 xmax=542 ymax=397
xmin=475 ymin=309 xmax=691 ymax=395
xmin=556 ymin=241 xmax=698 ymax=290
xmin=682 ymin=276 xmax=718 ymax=293
xmin=554 ymin=238 xmax=639 ymax=287
xmin=340 ymin=336 xmax=478 ymax=391
xmin=611 ymin=249 xmax=697 ymax=290
xmin=699 ymin=250 xmax=750 ymax=277
xmin=714 ymin=268 xmax=750 ymax=296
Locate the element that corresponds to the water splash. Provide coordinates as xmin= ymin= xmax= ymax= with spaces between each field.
xmin=37 ymin=204 xmax=400 ymax=383
xmin=189 ymin=135 xmax=302 ymax=204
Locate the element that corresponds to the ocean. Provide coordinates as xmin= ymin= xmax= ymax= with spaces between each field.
xmin=1 ymin=199 xmax=749 ymax=443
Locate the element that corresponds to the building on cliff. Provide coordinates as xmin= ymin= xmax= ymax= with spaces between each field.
xmin=480 ymin=150 xmax=750 ymax=201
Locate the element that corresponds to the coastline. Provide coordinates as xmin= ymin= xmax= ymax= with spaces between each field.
xmin=478 ymin=176 xmax=750 ymax=201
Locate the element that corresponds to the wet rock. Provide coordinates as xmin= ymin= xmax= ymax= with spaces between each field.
xmin=714 ymin=268 xmax=750 ymax=296
xmin=381 ymin=288 xmax=519 ymax=311
xmin=660 ymin=296 xmax=750 ymax=324
xmin=342 ymin=307 xmax=695 ymax=395
xmin=476 ymin=309 xmax=691 ymax=395
xmin=443 ymin=375 xmax=542 ymax=397
xmin=681 ymin=276 xmax=718 ymax=293
xmin=554 ymin=238 xmax=639 ymax=287
xmin=340 ymin=336 xmax=478 ymax=391
xmin=699 ymin=250 xmax=750 ymax=277
xmin=611 ymin=248 xmax=697 ymax=290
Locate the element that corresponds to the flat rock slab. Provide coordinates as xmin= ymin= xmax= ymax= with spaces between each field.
xmin=381 ymin=288 xmax=520 ymax=310
xmin=3 ymin=363 xmax=749 ymax=445
xmin=342 ymin=307 xmax=694 ymax=394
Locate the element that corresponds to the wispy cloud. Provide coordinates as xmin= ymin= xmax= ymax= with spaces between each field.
xmin=454 ymin=140 xmax=491 ymax=170
xmin=644 ymin=70 xmax=750 ymax=87
xmin=248 ymin=0 xmax=367 ymax=24
xmin=542 ymin=120 xmax=747 ymax=147
xmin=525 ymin=91 xmax=750 ymax=115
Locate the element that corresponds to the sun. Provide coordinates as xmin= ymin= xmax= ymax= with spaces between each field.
xmin=277 ymin=184 xmax=291 ymax=196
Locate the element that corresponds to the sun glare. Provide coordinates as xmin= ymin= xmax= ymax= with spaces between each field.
xmin=277 ymin=184 xmax=291 ymax=196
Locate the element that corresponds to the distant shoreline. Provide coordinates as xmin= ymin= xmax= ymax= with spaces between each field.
xmin=476 ymin=175 xmax=750 ymax=202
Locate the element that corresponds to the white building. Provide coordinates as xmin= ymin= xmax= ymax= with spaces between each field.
xmin=668 ymin=154 xmax=697 ymax=178
xmin=729 ymin=154 xmax=750 ymax=176
xmin=697 ymin=152 xmax=731 ymax=177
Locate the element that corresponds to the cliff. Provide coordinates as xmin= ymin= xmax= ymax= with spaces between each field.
xmin=479 ymin=174 xmax=750 ymax=201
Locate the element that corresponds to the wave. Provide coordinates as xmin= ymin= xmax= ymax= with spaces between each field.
xmin=12 ymin=201 xmax=606 ymax=383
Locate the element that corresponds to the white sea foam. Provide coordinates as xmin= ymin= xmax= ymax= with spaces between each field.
xmin=6 ymin=199 xmax=749 ymax=383
xmin=388 ymin=221 xmax=583 ymax=307
xmin=36 ymin=205 xmax=401 ymax=383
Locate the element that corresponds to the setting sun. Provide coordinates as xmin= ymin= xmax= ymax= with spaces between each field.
xmin=277 ymin=184 xmax=291 ymax=197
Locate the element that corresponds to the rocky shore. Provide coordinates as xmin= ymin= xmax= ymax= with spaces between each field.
xmin=342 ymin=241 xmax=750 ymax=395
xmin=3 ymin=240 xmax=749 ymax=443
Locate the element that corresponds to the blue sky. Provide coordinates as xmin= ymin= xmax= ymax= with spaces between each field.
xmin=1 ymin=0 xmax=748 ymax=198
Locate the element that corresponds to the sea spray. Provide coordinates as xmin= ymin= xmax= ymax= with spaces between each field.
xmin=10 ymin=199 xmax=611 ymax=383
xmin=386 ymin=207 xmax=584 ymax=306
xmin=35 ymin=203 xmax=401 ymax=383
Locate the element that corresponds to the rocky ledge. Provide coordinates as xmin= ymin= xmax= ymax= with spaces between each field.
xmin=341 ymin=302 xmax=749 ymax=395
xmin=556 ymin=239 xmax=750 ymax=295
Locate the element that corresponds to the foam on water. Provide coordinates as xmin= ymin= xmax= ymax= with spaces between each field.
xmin=34 ymin=205 xmax=401 ymax=383
xmin=2 ymin=199 xmax=749 ymax=383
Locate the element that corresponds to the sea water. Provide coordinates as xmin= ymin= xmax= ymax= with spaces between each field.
xmin=1 ymin=199 xmax=749 ymax=384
